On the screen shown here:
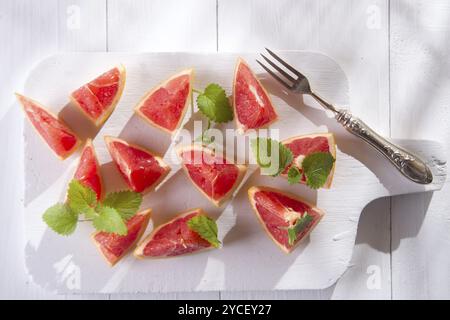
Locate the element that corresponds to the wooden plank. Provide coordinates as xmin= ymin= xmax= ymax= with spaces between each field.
xmin=390 ymin=0 xmax=450 ymax=299
xmin=218 ymin=0 xmax=391 ymax=299
xmin=57 ymin=0 xmax=107 ymax=51
xmin=0 ymin=0 xmax=59 ymax=120
xmin=107 ymin=0 xmax=217 ymax=52
xmin=331 ymin=197 xmax=391 ymax=299
xmin=221 ymin=289 xmax=334 ymax=300
xmin=0 ymin=0 xmax=108 ymax=299
xmin=0 ymin=0 xmax=59 ymax=299
xmin=110 ymin=293 xmax=220 ymax=300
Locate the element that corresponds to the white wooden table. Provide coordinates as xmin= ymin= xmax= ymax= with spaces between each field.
xmin=0 ymin=0 xmax=448 ymax=299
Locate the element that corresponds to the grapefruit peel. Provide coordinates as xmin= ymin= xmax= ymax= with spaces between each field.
xmin=282 ymin=133 xmax=337 ymax=189
xmin=177 ymin=144 xmax=247 ymax=207
xmin=248 ymin=186 xmax=325 ymax=253
xmin=104 ymin=136 xmax=171 ymax=194
xmin=135 ymin=69 xmax=193 ymax=134
xmin=233 ymin=57 xmax=278 ymax=133
xmin=134 ymin=208 xmax=217 ymax=259
xmin=92 ymin=208 xmax=151 ymax=266
xmin=73 ymin=139 xmax=103 ymax=200
xmin=16 ymin=93 xmax=81 ymax=160
xmin=70 ymin=65 xmax=126 ymax=127
xmin=187 ymin=214 xmax=221 ymax=248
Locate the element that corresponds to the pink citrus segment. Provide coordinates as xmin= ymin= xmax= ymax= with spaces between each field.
xmin=71 ymin=65 xmax=126 ymax=126
xmin=233 ymin=58 xmax=278 ymax=132
xmin=248 ymin=186 xmax=324 ymax=253
xmin=178 ymin=145 xmax=247 ymax=206
xmin=16 ymin=94 xmax=80 ymax=159
xmin=74 ymin=140 xmax=103 ymax=200
xmin=92 ymin=209 xmax=151 ymax=266
xmin=104 ymin=136 xmax=170 ymax=193
xmin=135 ymin=70 xmax=192 ymax=134
xmin=282 ymin=133 xmax=336 ymax=188
xmin=134 ymin=209 xmax=212 ymax=258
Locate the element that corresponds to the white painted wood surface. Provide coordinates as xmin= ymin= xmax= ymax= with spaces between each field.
xmin=22 ymin=51 xmax=445 ymax=294
xmin=0 ymin=0 xmax=448 ymax=299
xmin=390 ymin=0 xmax=450 ymax=299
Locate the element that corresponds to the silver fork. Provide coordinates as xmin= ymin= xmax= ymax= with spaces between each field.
xmin=257 ymin=48 xmax=433 ymax=184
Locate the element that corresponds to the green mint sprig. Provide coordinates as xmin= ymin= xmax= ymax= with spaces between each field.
xmin=195 ymin=84 xmax=233 ymax=124
xmin=187 ymin=215 xmax=221 ymax=248
xmin=250 ymin=137 xmax=293 ymax=177
xmin=43 ymin=204 xmax=78 ymax=236
xmin=287 ymin=213 xmax=313 ymax=246
xmin=302 ymin=152 xmax=335 ymax=189
xmin=42 ymin=180 xmax=143 ymax=236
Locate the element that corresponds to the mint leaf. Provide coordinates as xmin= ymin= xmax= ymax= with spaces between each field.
xmin=287 ymin=213 xmax=313 ymax=246
xmin=197 ymin=84 xmax=233 ymax=123
xmin=93 ymin=206 xmax=127 ymax=236
xmin=302 ymin=152 xmax=335 ymax=189
xmin=43 ymin=203 xmax=78 ymax=236
xmin=287 ymin=166 xmax=301 ymax=185
xmin=187 ymin=215 xmax=221 ymax=248
xmin=103 ymin=190 xmax=142 ymax=220
xmin=67 ymin=180 xmax=97 ymax=215
xmin=251 ymin=138 xmax=293 ymax=176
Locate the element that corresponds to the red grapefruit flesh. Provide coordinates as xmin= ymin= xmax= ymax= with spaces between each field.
xmin=248 ymin=186 xmax=324 ymax=253
xmin=282 ymin=133 xmax=336 ymax=188
xmin=73 ymin=139 xmax=103 ymax=200
xmin=134 ymin=209 xmax=213 ymax=258
xmin=70 ymin=65 xmax=126 ymax=127
xmin=233 ymin=58 xmax=278 ymax=132
xmin=135 ymin=69 xmax=193 ymax=134
xmin=104 ymin=136 xmax=170 ymax=194
xmin=92 ymin=209 xmax=151 ymax=266
xmin=178 ymin=145 xmax=247 ymax=207
xmin=16 ymin=93 xmax=80 ymax=160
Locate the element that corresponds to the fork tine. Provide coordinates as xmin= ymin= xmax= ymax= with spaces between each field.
xmin=265 ymin=48 xmax=303 ymax=77
xmin=260 ymin=53 xmax=296 ymax=83
xmin=256 ymin=60 xmax=292 ymax=90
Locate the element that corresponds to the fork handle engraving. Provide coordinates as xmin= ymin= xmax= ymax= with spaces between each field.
xmin=336 ymin=109 xmax=433 ymax=184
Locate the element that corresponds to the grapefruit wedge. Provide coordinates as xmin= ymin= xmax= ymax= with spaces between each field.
xmin=134 ymin=208 xmax=213 ymax=259
xmin=177 ymin=144 xmax=247 ymax=207
xmin=104 ymin=136 xmax=170 ymax=194
xmin=282 ymin=133 xmax=336 ymax=189
xmin=233 ymin=58 xmax=278 ymax=133
xmin=135 ymin=69 xmax=193 ymax=134
xmin=92 ymin=209 xmax=151 ymax=266
xmin=248 ymin=186 xmax=324 ymax=253
xmin=73 ymin=139 xmax=103 ymax=200
xmin=70 ymin=65 xmax=126 ymax=127
xmin=16 ymin=93 xmax=80 ymax=160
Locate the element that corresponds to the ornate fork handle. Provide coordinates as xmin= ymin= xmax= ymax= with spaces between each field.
xmin=336 ymin=109 xmax=433 ymax=184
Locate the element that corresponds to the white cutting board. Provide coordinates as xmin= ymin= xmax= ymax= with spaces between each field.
xmin=22 ymin=52 xmax=446 ymax=294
